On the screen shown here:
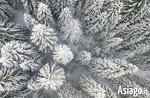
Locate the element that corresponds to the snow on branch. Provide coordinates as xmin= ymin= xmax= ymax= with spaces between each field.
xmin=37 ymin=2 xmax=54 ymax=27
xmin=75 ymin=51 xmax=92 ymax=65
xmin=28 ymin=63 xmax=65 ymax=91
xmin=57 ymin=82 xmax=90 ymax=98
xmin=31 ymin=24 xmax=58 ymax=53
xmin=0 ymin=22 xmax=29 ymax=44
xmin=61 ymin=19 xmax=83 ymax=44
xmin=0 ymin=0 xmax=14 ymax=22
xmin=52 ymin=44 xmax=74 ymax=65
xmin=89 ymin=58 xmax=139 ymax=78
xmin=0 ymin=41 xmax=38 ymax=68
xmin=0 ymin=66 xmax=29 ymax=91
xmin=80 ymin=75 xmax=116 ymax=98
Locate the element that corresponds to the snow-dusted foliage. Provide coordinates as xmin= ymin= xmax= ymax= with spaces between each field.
xmin=89 ymin=58 xmax=139 ymax=78
xmin=1 ymin=0 xmax=150 ymax=98
xmin=76 ymin=51 xmax=92 ymax=65
xmin=37 ymin=2 xmax=54 ymax=27
xmin=59 ymin=7 xmax=83 ymax=44
xmin=59 ymin=7 xmax=73 ymax=26
xmin=129 ymin=52 xmax=150 ymax=70
xmin=52 ymin=45 xmax=74 ymax=65
xmin=27 ymin=77 xmax=43 ymax=91
xmin=0 ymin=22 xmax=29 ymax=44
xmin=21 ymin=0 xmax=38 ymax=17
xmin=91 ymin=46 xmax=102 ymax=57
xmin=57 ymin=82 xmax=89 ymax=98
xmin=49 ymin=0 xmax=77 ymax=16
xmin=20 ymin=60 xmax=41 ymax=71
xmin=61 ymin=19 xmax=83 ymax=44
xmin=31 ymin=24 xmax=58 ymax=53
xmin=100 ymin=37 xmax=123 ymax=52
xmin=82 ymin=0 xmax=122 ymax=35
xmin=121 ymin=0 xmax=146 ymax=22
xmin=81 ymin=0 xmax=105 ymax=34
xmin=0 ymin=41 xmax=38 ymax=68
xmin=5 ymin=0 xmax=23 ymax=10
xmin=36 ymin=63 xmax=65 ymax=90
xmin=114 ymin=21 xmax=150 ymax=50
xmin=115 ymin=37 xmax=150 ymax=59
xmin=24 ymin=13 xmax=37 ymax=30
xmin=0 ymin=0 xmax=14 ymax=22
xmin=80 ymin=75 xmax=117 ymax=98
xmin=0 ymin=66 xmax=28 ymax=91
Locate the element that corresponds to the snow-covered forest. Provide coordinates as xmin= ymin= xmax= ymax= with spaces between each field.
xmin=0 ymin=0 xmax=150 ymax=98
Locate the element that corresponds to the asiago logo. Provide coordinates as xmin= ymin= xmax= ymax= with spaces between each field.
xmin=118 ymin=85 xmax=148 ymax=97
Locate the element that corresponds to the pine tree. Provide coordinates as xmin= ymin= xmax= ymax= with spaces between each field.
xmin=82 ymin=0 xmax=122 ymax=35
xmin=113 ymin=20 xmax=150 ymax=51
xmin=24 ymin=13 xmax=37 ymax=30
xmin=49 ymin=0 xmax=77 ymax=16
xmin=20 ymin=60 xmax=41 ymax=71
xmin=59 ymin=7 xmax=83 ymax=44
xmin=0 ymin=66 xmax=29 ymax=91
xmin=61 ymin=19 xmax=83 ymax=44
xmin=0 ymin=41 xmax=38 ymax=68
xmin=89 ymin=58 xmax=138 ymax=78
xmin=75 ymin=51 xmax=92 ymax=65
xmin=81 ymin=0 xmax=105 ymax=34
xmin=57 ymin=82 xmax=89 ymax=98
xmin=21 ymin=0 xmax=38 ymax=18
xmin=80 ymin=75 xmax=117 ymax=98
xmin=37 ymin=2 xmax=54 ymax=27
xmin=0 ymin=22 xmax=29 ymax=44
xmin=58 ymin=7 xmax=73 ymax=26
xmin=28 ymin=63 xmax=65 ymax=91
xmin=31 ymin=24 xmax=58 ymax=53
xmin=52 ymin=44 xmax=74 ymax=65
xmin=115 ymin=37 xmax=150 ymax=59
xmin=0 ymin=0 xmax=150 ymax=98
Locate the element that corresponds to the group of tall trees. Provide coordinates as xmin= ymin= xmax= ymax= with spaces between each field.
xmin=0 ymin=0 xmax=150 ymax=98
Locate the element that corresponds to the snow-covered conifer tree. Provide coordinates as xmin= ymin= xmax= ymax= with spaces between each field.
xmin=0 ymin=41 xmax=38 ymax=68
xmin=0 ymin=22 xmax=29 ymax=44
xmin=37 ymin=63 xmax=65 ymax=90
xmin=89 ymin=58 xmax=138 ymax=78
xmin=0 ymin=66 xmax=29 ymax=91
xmin=0 ymin=0 xmax=150 ymax=98
xmin=21 ymin=0 xmax=38 ymax=18
xmin=49 ymin=0 xmax=77 ymax=16
xmin=80 ymin=75 xmax=117 ymax=98
xmin=81 ymin=0 xmax=105 ymax=34
xmin=28 ymin=63 xmax=65 ymax=91
xmin=61 ymin=19 xmax=83 ymax=44
xmin=57 ymin=82 xmax=89 ymax=98
xmin=58 ymin=7 xmax=73 ymax=27
xmin=37 ymin=2 xmax=54 ymax=27
xmin=31 ymin=24 xmax=58 ymax=53
xmin=52 ymin=44 xmax=74 ymax=65
xmin=100 ymin=37 xmax=123 ymax=52
xmin=75 ymin=51 xmax=92 ymax=65
xmin=59 ymin=7 xmax=83 ymax=44
xmin=24 ymin=13 xmax=37 ymax=30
